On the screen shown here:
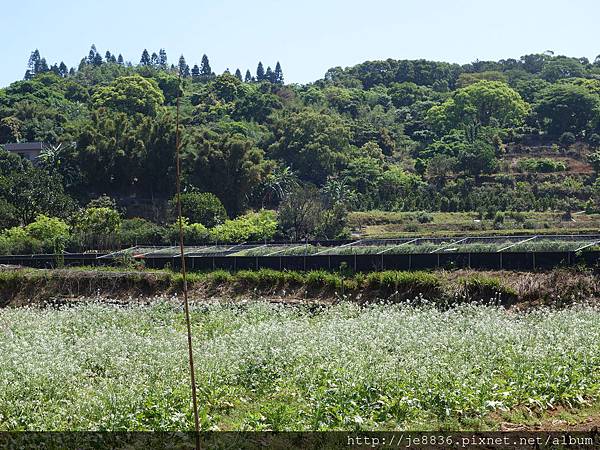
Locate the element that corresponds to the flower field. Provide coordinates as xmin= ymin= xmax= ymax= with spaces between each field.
xmin=0 ymin=300 xmax=599 ymax=431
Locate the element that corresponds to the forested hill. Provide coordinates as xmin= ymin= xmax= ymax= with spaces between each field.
xmin=0 ymin=46 xmax=600 ymax=243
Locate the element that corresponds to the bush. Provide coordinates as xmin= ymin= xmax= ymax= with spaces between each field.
xmin=559 ymin=132 xmax=576 ymax=147
xmin=169 ymin=192 xmax=227 ymax=228
xmin=75 ymin=207 xmax=122 ymax=235
xmin=416 ymin=211 xmax=433 ymax=224
xmin=24 ymin=215 xmax=70 ymax=252
xmin=210 ymin=210 xmax=277 ymax=243
xmin=164 ymin=218 xmax=209 ymax=245
xmin=118 ymin=218 xmax=166 ymax=246
xmin=517 ymin=158 xmax=567 ymax=173
xmin=0 ymin=215 xmax=70 ymax=254
xmin=0 ymin=227 xmax=41 ymax=254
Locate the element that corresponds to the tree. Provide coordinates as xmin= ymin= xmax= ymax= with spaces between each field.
xmin=427 ymin=81 xmax=530 ymax=133
xmin=117 ymin=54 xmax=124 ymax=65
xmin=92 ymin=75 xmax=165 ymax=116
xmin=535 ymin=84 xmax=600 ymax=137
xmin=274 ymin=62 xmax=284 ymax=84
xmin=58 ymin=62 xmax=68 ymax=77
xmin=278 ymin=185 xmax=348 ymax=240
xmin=87 ymin=45 xmax=98 ymax=64
xmin=200 ymin=54 xmax=212 ymax=80
xmin=244 ymin=69 xmax=252 ymax=82
xmin=140 ymin=49 xmax=151 ymax=66
xmin=269 ymin=110 xmax=351 ymax=184
xmin=169 ymin=192 xmax=228 ymax=227
xmin=182 ymin=129 xmax=272 ymax=215
xmin=0 ymin=168 xmax=76 ymax=224
xmin=150 ymin=52 xmax=159 ymax=67
xmin=456 ymin=139 xmax=497 ymax=177
xmin=191 ymin=64 xmax=200 ymax=79
xmin=28 ymin=49 xmax=41 ymax=75
xmin=540 ymin=57 xmax=585 ymax=82
xmin=178 ymin=55 xmax=190 ymax=78
xmin=158 ymin=49 xmax=168 ymax=68
xmin=256 ymin=62 xmax=265 ymax=81
xmin=265 ymin=66 xmax=274 ymax=83
xmin=234 ymin=68 xmax=243 ymax=81
xmin=75 ymin=207 xmax=122 ymax=236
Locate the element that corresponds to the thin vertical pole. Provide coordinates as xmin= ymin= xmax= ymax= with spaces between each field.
xmin=175 ymin=74 xmax=201 ymax=450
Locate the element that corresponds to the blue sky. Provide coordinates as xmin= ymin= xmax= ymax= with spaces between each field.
xmin=3 ymin=0 xmax=600 ymax=87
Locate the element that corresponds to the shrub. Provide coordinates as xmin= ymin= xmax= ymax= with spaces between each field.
xmin=559 ymin=132 xmax=576 ymax=147
xmin=517 ymin=158 xmax=567 ymax=173
xmin=210 ymin=210 xmax=277 ymax=243
xmin=164 ymin=218 xmax=209 ymax=245
xmin=24 ymin=215 xmax=70 ymax=252
xmin=0 ymin=227 xmax=41 ymax=254
xmin=75 ymin=207 xmax=122 ymax=235
xmin=118 ymin=218 xmax=166 ymax=246
xmin=416 ymin=211 xmax=433 ymax=224
xmin=169 ymin=192 xmax=227 ymax=228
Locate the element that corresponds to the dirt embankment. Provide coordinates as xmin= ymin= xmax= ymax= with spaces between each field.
xmin=1 ymin=267 xmax=599 ymax=308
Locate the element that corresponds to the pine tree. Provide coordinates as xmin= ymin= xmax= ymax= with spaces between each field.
xmin=256 ymin=61 xmax=265 ymax=81
xmin=244 ymin=69 xmax=252 ymax=82
xmin=92 ymin=53 xmax=103 ymax=66
xmin=191 ymin=64 xmax=200 ymax=79
xmin=50 ymin=63 xmax=60 ymax=75
xmin=39 ymin=58 xmax=50 ymax=72
xmin=110 ymin=54 xmax=117 ymax=63
xmin=28 ymin=49 xmax=41 ymax=75
xmin=265 ymin=66 xmax=274 ymax=83
xmin=68 ymin=67 xmax=75 ymax=76
xmin=274 ymin=61 xmax=284 ymax=84
xmin=24 ymin=70 xmax=33 ymax=80
xmin=151 ymin=52 xmax=159 ymax=67
xmin=117 ymin=54 xmax=124 ymax=65
xmin=105 ymin=51 xmax=112 ymax=61
xmin=140 ymin=49 xmax=151 ymax=66
xmin=58 ymin=62 xmax=68 ymax=77
xmin=234 ymin=68 xmax=243 ymax=81
xmin=178 ymin=55 xmax=190 ymax=77
xmin=158 ymin=49 xmax=167 ymax=68
xmin=200 ymin=54 xmax=212 ymax=80
xmin=88 ymin=45 xmax=98 ymax=64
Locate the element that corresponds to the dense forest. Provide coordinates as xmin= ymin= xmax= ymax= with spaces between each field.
xmin=1 ymin=46 xmax=600 ymax=251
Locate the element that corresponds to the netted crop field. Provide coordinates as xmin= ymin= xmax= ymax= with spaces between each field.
xmin=1 ymin=300 xmax=599 ymax=431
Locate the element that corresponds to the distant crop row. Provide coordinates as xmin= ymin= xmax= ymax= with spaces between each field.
xmin=231 ymin=241 xmax=600 ymax=256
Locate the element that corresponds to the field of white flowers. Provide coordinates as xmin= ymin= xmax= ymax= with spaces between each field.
xmin=0 ymin=300 xmax=599 ymax=431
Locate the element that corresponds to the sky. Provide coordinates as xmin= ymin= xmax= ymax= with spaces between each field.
xmin=3 ymin=0 xmax=600 ymax=88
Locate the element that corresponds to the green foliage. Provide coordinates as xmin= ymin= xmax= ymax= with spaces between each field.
xmin=169 ymin=192 xmax=227 ymax=227
xmin=0 ymin=214 xmax=69 ymax=254
xmin=210 ymin=210 xmax=278 ymax=243
xmin=118 ymin=218 xmax=165 ymax=246
xmin=535 ymin=84 xmax=600 ymax=137
xmin=427 ymin=81 xmax=529 ymax=133
xmin=165 ymin=218 xmax=209 ymax=245
xmin=269 ymin=110 xmax=351 ymax=184
xmin=75 ymin=207 xmax=121 ymax=235
xmin=517 ymin=158 xmax=567 ymax=173
xmin=92 ymin=75 xmax=165 ymax=116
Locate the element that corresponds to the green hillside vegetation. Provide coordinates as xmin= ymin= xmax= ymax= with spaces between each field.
xmin=1 ymin=47 xmax=600 ymax=248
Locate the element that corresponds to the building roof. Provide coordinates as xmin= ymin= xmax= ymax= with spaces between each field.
xmin=4 ymin=142 xmax=43 ymax=151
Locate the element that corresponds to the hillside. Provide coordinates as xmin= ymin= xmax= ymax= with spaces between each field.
xmin=1 ymin=48 xmax=600 ymax=250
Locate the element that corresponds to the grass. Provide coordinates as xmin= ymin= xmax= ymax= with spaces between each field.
xmin=0 ymin=300 xmax=599 ymax=431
